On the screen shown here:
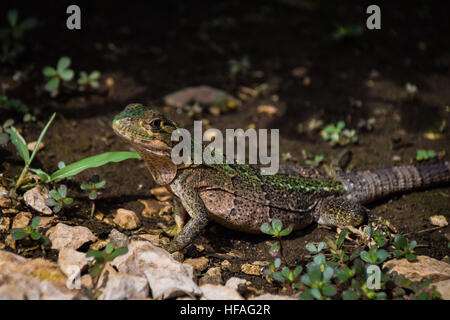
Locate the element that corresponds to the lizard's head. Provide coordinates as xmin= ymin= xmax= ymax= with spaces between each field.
xmin=112 ymin=103 xmax=178 ymax=156
xmin=112 ymin=104 xmax=179 ymax=185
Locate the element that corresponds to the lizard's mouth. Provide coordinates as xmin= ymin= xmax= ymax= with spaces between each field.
xmin=112 ymin=122 xmax=172 ymax=158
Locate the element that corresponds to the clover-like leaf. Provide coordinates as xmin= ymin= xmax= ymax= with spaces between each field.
xmin=60 ymin=69 xmax=74 ymax=81
xmin=31 ymin=216 xmax=40 ymax=229
xmin=11 ymin=228 xmax=28 ymax=240
xmin=43 ymin=67 xmax=57 ymax=77
xmin=57 ymin=57 xmax=71 ymax=72
xmin=45 ymin=77 xmax=60 ymax=91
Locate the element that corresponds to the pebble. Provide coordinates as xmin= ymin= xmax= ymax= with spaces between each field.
xmin=46 ymin=223 xmax=97 ymax=250
xmin=114 ymin=208 xmax=141 ymax=230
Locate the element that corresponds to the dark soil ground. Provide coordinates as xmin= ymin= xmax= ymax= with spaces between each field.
xmin=1 ymin=0 xmax=449 ymax=294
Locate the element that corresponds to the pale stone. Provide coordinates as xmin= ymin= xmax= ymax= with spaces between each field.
xmin=225 ymin=277 xmax=247 ymax=290
xmin=383 ymin=255 xmax=450 ymax=282
xmin=184 ymin=256 xmax=209 ymax=272
xmin=23 ymin=186 xmax=52 ymax=215
xmin=46 ymin=223 xmax=97 ymax=250
xmin=200 ymin=284 xmax=243 ymax=300
xmin=114 ymin=209 xmax=141 ymax=230
xmin=164 ymin=85 xmax=240 ymax=109
xmin=57 ymin=248 xmax=90 ymax=278
xmin=99 ymin=273 xmax=149 ymax=300
xmin=12 ymin=211 xmax=32 ymax=229
xmin=433 ymin=279 xmax=450 ymax=300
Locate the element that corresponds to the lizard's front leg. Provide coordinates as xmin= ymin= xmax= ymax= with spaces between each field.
xmin=163 ymin=183 xmax=210 ymax=253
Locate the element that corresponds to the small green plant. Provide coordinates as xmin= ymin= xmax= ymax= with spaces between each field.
xmin=80 ymin=175 xmax=105 ymax=216
xmin=261 ymin=219 xmax=296 ymax=294
xmin=332 ymin=25 xmax=363 ymax=40
xmin=300 ymin=265 xmax=337 ymax=300
xmin=9 ymin=113 xmax=55 ymax=189
xmin=78 ymin=71 xmax=101 ymax=91
xmin=0 ymin=9 xmax=37 ymax=63
xmin=43 ymin=56 xmax=75 ymax=97
xmin=44 ymin=184 xmax=73 ymax=213
xmin=392 ymin=235 xmax=417 ymax=262
xmin=360 ymin=246 xmax=389 ymax=265
xmin=320 ymin=121 xmax=358 ymax=146
xmin=0 ymin=118 xmax=14 ymax=145
xmin=10 ymin=216 xmax=50 ymax=248
xmin=86 ymin=243 xmax=128 ymax=299
xmin=229 ymin=56 xmax=250 ymax=76
xmin=0 ymin=95 xmax=36 ymax=122
xmin=416 ymin=149 xmax=436 ymax=162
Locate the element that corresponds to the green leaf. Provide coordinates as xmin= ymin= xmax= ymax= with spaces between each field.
xmin=281 ymin=267 xmax=290 ymax=279
xmin=30 ymin=231 xmax=41 ymax=240
xmin=310 ymin=287 xmax=322 ymax=300
xmin=405 ymin=253 xmax=417 ymax=262
xmin=305 ymin=242 xmax=317 ymax=253
xmin=19 ymin=18 xmax=37 ymax=30
xmin=408 ymin=240 xmax=417 ymax=251
xmin=376 ymin=249 xmax=388 ymax=263
xmin=29 ymin=113 xmax=55 ymax=167
xmin=105 ymin=243 xmax=115 ymax=254
xmin=308 ymin=267 xmax=322 ymax=283
xmin=40 ymin=235 xmax=50 ymax=246
xmin=300 ymin=290 xmax=313 ymax=300
xmin=90 ymin=266 xmax=103 ymax=277
xmin=111 ymin=247 xmax=128 ymax=259
xmin=45 ymin=77 xmax=60 ymax=91
xmin=53 ymin=203 xmax=62 ymax=213
xmin=89 ymin=190 xmax=97 ymax=200
xmin=63 ymin=197 xmax=73 ymax=205
xmin=80 ymin=183 xmax=91 ymax=190
xmin=301 ymin=274 xmax=312 ymax=286
xmin=86 ymin=250 xmax=104 ymax=258
xmin=270 ymin=242 xmax=280 ymax=253
xmin=313 ymin=253 xmax=326 ymax=265
xmin=342 ymin=290 xmax=359 ymax=300
xmin=7 ymin=10 xmax=18 ymax=27
xmin=317 ymin=242 xmax=325 ymax=252
xmin=45 ymin=198 xmax=57 ymax=207
xmin=95 ymin=180 xmax=106 ymax=189
xmin=335 ymin=268 xmax=349 ymax=282
xmin=49 ymin=152 xmax=141 ymax=182
xmin=360 ymin=251 xmax=371 ymax=263
xmin=322 ymin=284 xmax=337 ymax=297
xmin=273 ymin=272 xmax=285 ymax=282
xmin=293 ymin=266 xmax=303 ymax=278
xmin=90 ymin=70 xmax=101 ymax=79
xmin=31 ymin=216 xmax=40 ymax=229
xmin=60 ymin=69 xmax=74 ymax=81
xmin=279 ymin=226 xmax=292 ymax=237
xmin=271 ymin=219 xmax=282 ymax=232
xmin=49 ymin=189 xmax=60 ymax=199
xmin=58 ymin=184 xmax=67 ymax=198
xmin=29 ymin=168 xmax=50 ymax=182
xmin=43 ymin=67 xmax=57 ymax=77
xmin=57 ymin=57 xmax=71 ymax=72
xmin=11 ymin=228 xmax=28 ymax=240
xmin=274 ymin=258 xmax=281 ymax=269
xmin=394 ymin=235 xmax=407 ymax=249
xmin=323 ymin=266 xmax=334 ymax=282
xmin=337 ymin=228 xmax=348 ymax=249
xmin=7 ymin=127 xmax=30 ymax=164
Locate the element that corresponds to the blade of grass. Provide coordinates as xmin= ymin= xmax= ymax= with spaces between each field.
xmin=49 ymin=151 xmax=141 ymax=182
xmin=8 ymin=127 xmax=30 ymax=164
xmin=15 ymin=113 xmax=56 ymax=188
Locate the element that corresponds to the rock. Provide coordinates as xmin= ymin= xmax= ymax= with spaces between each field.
xmin=99 ymin=273 xmax=149 ymax=300
xmin=90 ymin=239 xmax=109 ymax=251
xmin=199 ymin=267 xmax=223 ymax=286
xmin=111 ymin=241 xmax=201 ymax=299
xmin=109 ymin=228 xmax=129 ymax=247
xmin=81 ymin=274 xmax=93 ymax=289
xmin=0 ymin=250 xmax=83 ymax=299
xmin=221 ymin=260 xmax=231 ymax=269
xmin=57 ymin=248 xmax=90 ymax=278
xmin=0 ymin=217 xmax=10 ymax=232
xmin=114 ymin=208 xmax=141 ymax=230
xmin=164 ymin=85 xmax=240 ymax=109
xmin=171 ymin=251 xmax=184 ymax=263
xmin=149 ymin=187 xmax=173 ymax=202
xmin=383 ymin=255 xmax=450 ymax=282
xmin=23 ymin=186 xmax=52 ymax=215
xmin=37 ymin=216 xmax=55 ymax=229
xmin=46 ymin=223 xmax=97 ymax=250
xmin=241 ymin=263 xmax=262 ymax=276
xmin=225 ymin=277 xmax=247 ymax=290
xmin=139 ymin=199 xmax=170 ymax=218
xmin=12 ymin=211 xmax=32 ymax=229
xmin=200 ymin=284 xmax=243 ymax=300
xmin=433 ymin=279 xmax=450 ymax=300
xmin=27 ymin=141 xmax=45 ymax=152
xmin=429 ymin=215 xmax=448 ymax=227
xmin=137 ymin=233 xmax=161 ymax=246
xmin=257 ymin=105 xmax=278 ymax=116
xmin=249 ymin=293 xmax=297 ymax=300
xmin=184 ymin=256 xmax=209 ymax=272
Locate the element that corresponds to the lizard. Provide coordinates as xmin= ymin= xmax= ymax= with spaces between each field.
xmin=112 ymin=103 xmax=450 ymax=253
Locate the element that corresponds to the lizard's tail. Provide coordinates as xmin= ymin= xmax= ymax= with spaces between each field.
xmin=338 ymin=161 xmax=450 ymax=204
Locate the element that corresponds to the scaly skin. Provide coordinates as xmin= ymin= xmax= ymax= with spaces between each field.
xmin=112 ymin=104 xmax=450 ymax=252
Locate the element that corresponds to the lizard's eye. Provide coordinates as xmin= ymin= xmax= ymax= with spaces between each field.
xmin=149 ymin=119 xmax=163 ymax=129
